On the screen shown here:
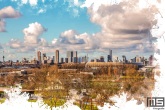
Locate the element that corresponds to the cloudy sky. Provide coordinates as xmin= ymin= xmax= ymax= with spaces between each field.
xmin=0 ymin=0 xmax=163 ymax=61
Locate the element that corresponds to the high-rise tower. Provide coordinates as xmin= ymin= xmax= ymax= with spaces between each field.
xmin=37 ymin=51 xmax=41 ymax=64
xmin=55 ymin=50 xmax=59 ymax=64
xmin=73 ymin=51 xmax=77 ymax=63
xmin=2 ymin=51 xmax=5 ymax=63
xmin=43 ymin=53 xmax=47 ymax=60
xmin=67 ymin=51 xmax=73 ymax=63
xmin=107 ymin=49 xmax=112 ymax=62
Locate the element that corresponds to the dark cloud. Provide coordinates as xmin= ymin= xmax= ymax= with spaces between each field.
xmin=117 ymin=29 xmax=150 ymax=35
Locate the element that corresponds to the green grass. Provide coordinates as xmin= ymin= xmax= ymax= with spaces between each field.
xmin=0 ymin=98 xmax=5 ymax=103
xmin=43 ymin=99 xmax=66 ymax=108
xmin=0 ymin=98 xmax=37 ymax=103
xmin=28 ymin=99 xmax=37 ymax=102
xmin=81 ymin=104 xmax=98 ymax=110
xmin=75 ymin=102 xmax=98 ymax=110
xmin=0 ymin=97 xmax=99 ymax=110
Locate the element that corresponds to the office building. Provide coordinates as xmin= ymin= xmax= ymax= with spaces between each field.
xmin=107 ymin=49 xmax=112 ymax=62
xmin=90 ymin=59 xmax=94 ymax=62
xmin=122 ymin=55 xmax=127 ymax=63
xmin=94 ymin=58 xmax=100 ymax=62
xmin=2 ymin=56 xmax=5 ymax=62
xmin=52 ymin=56 xmax=55 ymax=63
xmin=65 ymin=58 xmax=68 ymax=63
xmin=135 ymin=55 xmax=141 ymax=63
xmin=82 ymin=57 xmax=85 ymax=63
xmin=66 ymin=51 xmax=78 ymax=63
xmin=73 ymin=57 xmax=78 ymax=63
xmin=115 ymin=57 xmax=119 ymax=62
xmin=55 ymin=50 xmax=59 ymax=64
xmin=149 ymin=55 xmax=153 ymax=66
xmin=47 ymin=58 xmax=54 ymax=64
xmin=43 ymin=53 xmax=47 ymax=60
xmin=42 ymin=53 xmax=47 ymax=64
xmin=61 ymin=58 xmax=64 ymax=63
xmin=73 ymin=51 xmax=77 ymax=63
xmin=78 ymin=57 xmax=82 ymax=63
xmin=100 ymin=56 xmax=104 ymax=62
xmin=67 ymin=51 xmax=73 ymax=63
xmin=82 ymin=56 xmax=88 ymax=63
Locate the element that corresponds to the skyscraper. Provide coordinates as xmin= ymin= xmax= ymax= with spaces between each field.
xmin=135 ymin=55 xmax=141 ymax=63
xmin=122 ymin=55 xmax=127 ymax=63
xmin=149 ymin=55 xmax=153 ymax=66
xmin=42 ymin=53 xmax=47 ymax=61
xmin=37 ymin=51 xmax=41 ymax=64
xmin=82 ymin=56 xmax=88 ymax=62
xmin=67 ymin=51 xmax=73 ymax=63
xmin=42 ymin=53 xmax=47 ymax=64
xmin=73 ymin=51 xmax=77 ymax=63
xmin=61 ymin=58 xmax=64 ymax=63
xmin=2 ymin=50 xmax=5 ymax=62
xmin=55 ymin=50 xmax=59 ymax=64
xmin=100 ymin=56 xmax=104 ymax=62
xmin=65 ymin=58 xmax=68 ymax=63
xmin=107 ymin=49 xmax=112 ymax=62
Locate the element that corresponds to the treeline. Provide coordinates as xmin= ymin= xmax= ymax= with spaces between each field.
xmin=20 ymin=64 xmax=155 ymax=109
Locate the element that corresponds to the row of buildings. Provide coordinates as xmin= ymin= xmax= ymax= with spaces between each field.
xmin=36 ymin=49 xmax=154 ymax=66
xmin=37 ymin=50 xmax=89 ymax=64
xmin=0 ymin=49 xmax=154 ymax=67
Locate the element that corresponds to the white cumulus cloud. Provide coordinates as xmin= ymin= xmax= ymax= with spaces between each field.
xmin=0 ymin=6 xmax=21 ymax=18
xmin=0 ymin=6 xmax=21 ymax=32
xmin=8 ymin=22 xmax=47 ymax=53
xmin=29 ymin=0 xmax=38 ymax=6
xmin=38 ymin=9 xmax=46 ymax=14
xmin=59 ymin=30 xmax=85 ymax=44
xmin=21 ymin=0 xmax=28 ymax=4
xmin=81 ymin=0 xmax=158 ymax=53
xmin=51 ymin=30 xmax=98 ymax=51
xmin=23 ymin=22 xmax=47 ymax=44
xmin=7 ymin=39 xmax=23 ymax=49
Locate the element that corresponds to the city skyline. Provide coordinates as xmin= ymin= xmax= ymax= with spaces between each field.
xmin=1 ymin=49 xmax=154 ymax=65
xmin=0 ymin=48 xmax=153 ymax=63
xmin=0 ymin=0 xmax=162 ymax=61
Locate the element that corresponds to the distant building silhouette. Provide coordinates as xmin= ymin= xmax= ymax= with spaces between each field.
xmin=65 ymin=58 xmax=68 ymax=63
xmin=61 ymin=58 xmax=64 ymax=63
xmin=55 ymin=50 xmax=59 ymax=64
xmin=37 ymin=51 xmax=41 ymax=64
xmin=107 ymin=49 xmax=112 ymax=62
xmin=43 ymin=53 xmax=46 ymax=60
xmin=42 ymin=53 xmax=47 ymax=64
xmin=67 ymin=51 xmax=73 ymax=63
xmin=149 ymin=55 xmax=153 ymax=66
xmin=66 ymin=51 xmax=77 ymax=63
xmin=3 ymin=51 xmax=5 ymax=62
xmin=122 ymin=55 xmax=127 ymax=63
xmin=100 ymin=56 xmax=104 ymax=62
xmin=73 ymin=51 xmax=77 ymax=63
xmin=82 ymin=56 xmax=88 ymax=62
